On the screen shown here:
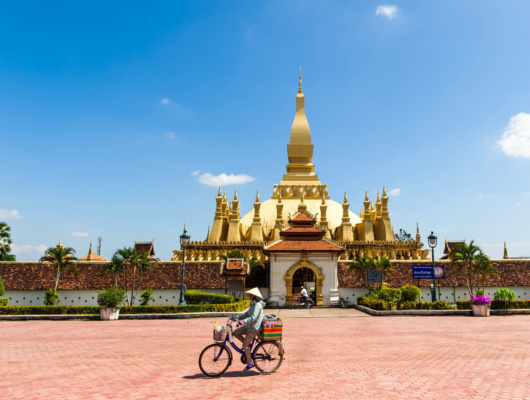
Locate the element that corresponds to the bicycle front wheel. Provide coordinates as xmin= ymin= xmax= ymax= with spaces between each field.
xmin=199 ymin=343 xmax=231 ymax=377
xmin=253 ymin=341 xmax=283 ymax=373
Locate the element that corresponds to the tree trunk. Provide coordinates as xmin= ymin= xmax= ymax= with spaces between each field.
xmin=55 ymin=268 xmax=61 ymax=292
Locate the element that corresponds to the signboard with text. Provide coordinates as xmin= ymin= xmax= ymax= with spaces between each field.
xmin=366 ymin=269 xmax=383 ymax=284
xmin=412 ymin=265 xmax=445 ymax=279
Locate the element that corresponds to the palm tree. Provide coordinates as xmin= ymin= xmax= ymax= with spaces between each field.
xmin=450 ymin=240 xmax=492 ymax=296
xmin=475 ymin=252 xmax=498 ymax=293
xmin=0 ymin=222 xmax=13 ymax=261
xmin=347 ymin=255 xmax=375 ymax=290
xmin=110 ymin=247 xmax=157 ymax=306
xmin=373 ymin=255 xmax=393 ymax=284
xmin=39 ymin=244 xmax=78 ymax=295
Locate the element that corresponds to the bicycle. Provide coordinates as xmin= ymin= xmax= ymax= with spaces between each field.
xmin=290 ymin=293 xmax=314 ymax=309
xmin=198 ymin=317 xmax=284 ymax=377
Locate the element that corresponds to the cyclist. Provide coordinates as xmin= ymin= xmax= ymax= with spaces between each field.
xmin=232 ymin=287 xmax=266 ymax=371
xmin=300 ymin=286 xmax=308 ymax=306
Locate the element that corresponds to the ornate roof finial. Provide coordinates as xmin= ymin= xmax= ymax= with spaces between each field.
xmin=344 ymin=191 xmax=348 ymax=203
xmin=183 ymin=223 xmax=187 ymax=234
xmin=376 ymin=190 xmax=380 ymax=202
xmin=365 ymin=190 xmax=369 ymax=201
xmin=298 ymin=66 xmax=303 ymax=94
xmin=217 ymin=186 xmax=222 ymax=196
xmin=255 ymin=189 xmax=260 ymax=203
xmin=223 ymin=192 xmax=227 ymax=200
xmin=382 ymin=185 xmax=387 ymax=197
xmin=417 ymin=222 xmax=420 ymax=234
xmin=234 ymin=189 xmax=238 ymax=201
xmin=87 ymin=242 xmax=92 ymax=261
xmin=56 ymin=239 xmax=62 ymax=249
xmin=504 ymin=242 xmax=509 ymax=259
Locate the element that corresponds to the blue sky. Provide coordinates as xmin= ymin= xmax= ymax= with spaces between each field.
xmin=1 ymin=1 xmax=530 ymax=261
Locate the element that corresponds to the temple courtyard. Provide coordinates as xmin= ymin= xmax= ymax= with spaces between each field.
xmin=2 ymin=313 xmax=530 ymax=400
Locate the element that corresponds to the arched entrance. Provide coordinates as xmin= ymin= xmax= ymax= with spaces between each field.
xmin=284 ymin=253 xmax=325 ymax=306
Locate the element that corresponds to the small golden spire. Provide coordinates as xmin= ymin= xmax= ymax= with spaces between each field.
xmin=255 ymin=189 xmax=260 ymax=203
xmin=382 ymin=185 xmax=387 ymax=197
xmin=234 ymin=189 xmax=238 ymax=201
xmin=298 ymin=66 xmax=303 ymax=94
xmin=322 ymin=191 xmax=326 ymax=205
xmin=365 ymin=190 xmax=369 ymax=201
xmin=87 ymin=242 xmax=92 ymax=261
xmin=376 ymin=190 xmax=380 ymax=202
xmin=56 ymin=239 xmax=62 ymax=249
xmin=344 ymin=191 xmax=348 ymax=203
xmin=416 ymin=222 xmax=420 ymax=234
xmin=217 ymin=186 xmax=222 ymax=196
xmin=370 ymin=201 xmax=374 ymax=211
xmin=504 ymin=242 xmax=509 ymax=259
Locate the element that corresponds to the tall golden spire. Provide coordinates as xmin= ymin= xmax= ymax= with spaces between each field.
xmin=278 ymin=69 xmax=321 ymax=189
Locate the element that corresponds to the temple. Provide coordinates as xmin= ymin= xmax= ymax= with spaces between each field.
xmin=171 ymin=71 xmax=429 ymax=305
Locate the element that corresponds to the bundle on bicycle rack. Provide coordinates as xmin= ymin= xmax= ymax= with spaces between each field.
xmin=213 ymin=323 xmax=226 ymax=342
xmin=262 ymin=316 xmax=283 ymax=341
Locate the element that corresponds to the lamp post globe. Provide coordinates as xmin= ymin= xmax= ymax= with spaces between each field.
xmin=179 ymin=224 xmax=190 ymax=305
xmin=428 ymin=231 xmax=438 ymax=302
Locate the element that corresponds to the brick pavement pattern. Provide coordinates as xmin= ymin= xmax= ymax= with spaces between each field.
xmin=2 ymin=315 xmax=530 ymax=400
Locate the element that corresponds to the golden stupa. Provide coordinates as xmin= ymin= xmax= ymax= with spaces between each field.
xmin=172 ymin=71 xmax=429 ymax=262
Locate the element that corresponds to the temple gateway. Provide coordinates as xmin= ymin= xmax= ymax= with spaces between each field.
xmin=171 ymin=72 xmax=429 ymax=306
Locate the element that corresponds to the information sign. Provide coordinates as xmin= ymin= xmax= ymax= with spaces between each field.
xmin=412 ymin=265 xmax=445 ymax=279
xmin=366 ymin=269 xmax=382 ymax=284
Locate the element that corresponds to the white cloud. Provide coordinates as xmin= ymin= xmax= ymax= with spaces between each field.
xmin=376 ymin=5 xmax=398 ymax=19
xmin=191 ymin=170 xmax=200 ymax=176
xmin=195 ymin=172 xmax=256 ymax=187
xmin=161 ymin=98 xmax=170 ymax=105
xmin=497 ymin=112 xmax=530 ymax=158
xmin=12 ymin=244 xmax=47 ymax=259
xmin=387 ymin=188 xmax=401 ymax=197
xmin=0 ymin=209 xmax=24 ymax=219
xmin=515 ymin=202 xmax=523 ymax=206
xmin=165 ymin=132 xmax=176 ymax=139
xmin=71 ymin=232 xmax=89 ymax=238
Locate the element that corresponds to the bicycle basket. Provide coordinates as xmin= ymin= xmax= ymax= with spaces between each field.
xmin=262 ymin=318 xmax=282 ymax=341
xmin=213 ymin=326 xmax=226 ymax=342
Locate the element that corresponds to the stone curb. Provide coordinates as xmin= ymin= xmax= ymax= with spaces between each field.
xmin=0 ymin=312 xmax=241 ymax=321
xmin=353 ymin=304 xmax=530 ymax=316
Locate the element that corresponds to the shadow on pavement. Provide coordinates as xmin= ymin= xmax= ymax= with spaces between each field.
xmin=183 ymin=370 xmax=260 ymax=379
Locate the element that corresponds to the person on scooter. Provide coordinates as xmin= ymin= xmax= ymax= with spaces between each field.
xmin=232 ymin=287 xmax=266 ymax=371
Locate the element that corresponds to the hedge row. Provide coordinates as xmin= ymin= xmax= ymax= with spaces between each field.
xmin=358 ymin=296 xmax=454 ymax=310
xmin=456 ymin=300 xmax=530 ymax=310
xmin=183 ymin=290 xmax=234 ymax=304
xmin=0 ymin=300 xmax=250 ymax=315
xmin=0 ymin=298 xmax=8 ymax=306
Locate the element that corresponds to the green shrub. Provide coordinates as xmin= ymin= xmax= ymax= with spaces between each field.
xmin=44 ymin=289 xmax=59 ymax=306
xmin=97 ymin=287 xmax=126 ymax=307
xmin=235 ymin=296 xmax=243 ymax=302
xmin=184 ymin=290 xmax=234 ymax=304
xmin=400 ymin=285 xmax=421 ymax=302
xmin=0 ymin=298 xmax=8 ymax=306
xmin=377 ymin=287 xmax=402 ymax=302
xmin=357 ymin=296 xmax=395 ymax=310
xmin=140 ymin=288 xmax=155 ymax=306
xmin=493 ymin=288 xmax=515 ymax=302
xmin=0 ymin=300 xmax=251 ymax=315
xmin=0 ymin=275 xmax=4 ymax=296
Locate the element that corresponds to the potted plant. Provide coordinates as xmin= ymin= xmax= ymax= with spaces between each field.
xmin=97 ymin=286 xmax=126 ymax=320
xmin=471 ymin=293 xmax=491 ymax=317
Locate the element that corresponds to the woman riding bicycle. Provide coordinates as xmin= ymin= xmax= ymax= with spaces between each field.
xmin=232 ymin=287 xmax=266 ymax=371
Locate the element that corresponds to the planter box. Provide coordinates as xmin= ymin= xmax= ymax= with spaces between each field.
xmin=472 ymin=304 xmax=490 ymax=317
xmin=100 ymin=307 xmax=120 ymax=320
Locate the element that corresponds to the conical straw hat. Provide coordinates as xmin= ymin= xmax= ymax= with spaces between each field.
xmin=244 ymin=287 xmax=263 ymax=300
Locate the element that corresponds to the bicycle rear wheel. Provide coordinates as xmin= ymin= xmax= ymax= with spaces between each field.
xmin=199 ymin=343 xmax=231 ymax=377
xmin=252 ymin=341 xmax=283 ymax=373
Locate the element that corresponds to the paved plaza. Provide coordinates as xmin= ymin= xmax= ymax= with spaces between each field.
xmin=2 ymin=312 xmax=530 ymax=400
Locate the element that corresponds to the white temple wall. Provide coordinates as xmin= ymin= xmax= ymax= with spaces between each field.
xmin=268 ymin=252 xmax=339 ymax=306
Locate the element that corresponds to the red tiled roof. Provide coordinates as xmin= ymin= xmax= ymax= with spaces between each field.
xmin=135 ymin=242 xmax=155 ymax=256
xmin=290 ymin=213 xmax=315 ymax=223
xmin=227 ymin=259 xmax=243 ymax=269
xmin=265 ymin=239 xmax=344 ymax=252
xmin=281 ymin=226 xmax=324 ymax=234
xmin=79 ymin=253 xmax=107 ymax=261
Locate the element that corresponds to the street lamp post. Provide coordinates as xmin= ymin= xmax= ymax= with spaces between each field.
xmin=179 ymin=223 xmax=190 ymax=305
xmin=428 ymin=231 xmax=438 ymax=302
